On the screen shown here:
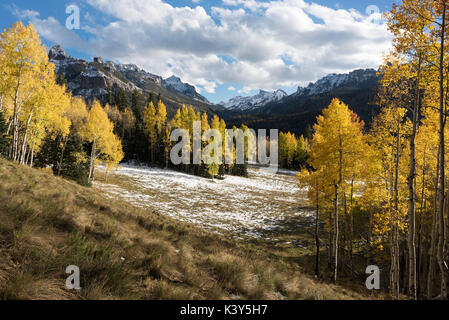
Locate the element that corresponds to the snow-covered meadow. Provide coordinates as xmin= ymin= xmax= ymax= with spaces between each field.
xmin=94 ymin=164 xmax=313 ymax=240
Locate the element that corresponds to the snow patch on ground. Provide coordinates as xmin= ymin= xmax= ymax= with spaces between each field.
xmin=94 ymin=164 xmax=311 ymax=239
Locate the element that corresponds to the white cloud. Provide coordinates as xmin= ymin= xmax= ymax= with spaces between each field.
xmin=13 ymin=0 xmax=392 ymax=98
xmin=238 ymin=86 xmax=253 ymax=94
xmin=10 ymin=5 xmax=87 ymax=51
xmin=228 ymin=86 xmax=236 ymax=91
xmin=9 ymin=5 xmax=40 ymax=20
xmin=196 ymin=79 xmax=217 ymax=94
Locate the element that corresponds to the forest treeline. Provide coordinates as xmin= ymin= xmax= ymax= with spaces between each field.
xmin=299 ymin=0 xmax=449 ymax=300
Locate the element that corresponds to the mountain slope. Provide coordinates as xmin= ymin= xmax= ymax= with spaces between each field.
xmin=226 ymin=69 xmax=380 ymax=135
xmin=49 ymin=45 xmax=224 ymax=117
xmin=220 ymin=89 xmax=287 ymax=111
xmin=162 ymin=75 xmax=209 ymax=103
xmin=293 ymin=69 xmax=378 ymax=99
xmin=0 ymin=158 xmax=370 ymax=300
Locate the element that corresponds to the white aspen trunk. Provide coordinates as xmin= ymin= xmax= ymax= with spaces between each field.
xmin=57 ymin=134 xmax=69 ymax=176
xmin=333 ymin=182 xmax=339 ymax=284
xmin=88 ymin=140 xmax=97 ymax=183
xmin=12 ymin=67 xmax=23 ymax=162
xmin=19 ymin=112 xmax=32 ymax=165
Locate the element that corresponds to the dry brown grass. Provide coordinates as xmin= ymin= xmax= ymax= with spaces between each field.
xmin=0 ymin=158 xmax=371 ymax=300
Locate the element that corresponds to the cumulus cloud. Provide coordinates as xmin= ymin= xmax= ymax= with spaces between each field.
xmin=12 ymin=0 xmax=392 ymax=98
xmin=228 ymin=85 xmax=236 ymax=91
xmin=10 ymin=5 xmax=88 ymax=52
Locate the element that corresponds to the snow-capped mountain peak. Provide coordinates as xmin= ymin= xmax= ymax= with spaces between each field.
xmin=48 ymin=45 xmax=72 ymax=61
xmin=220 ymin=69 xmax=377 ymax=113
xmin=162 ymin=75 xmax=209 ymax=103
xmin=221 ymin=89 xmax=287 ymax=111
xmin=295 ymin=69 xmax=377 ymax=97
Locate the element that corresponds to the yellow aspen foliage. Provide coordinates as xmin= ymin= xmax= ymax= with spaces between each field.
xmin=239 ymin=124 xmax=256 ymax=163
xmin=205 ymin=114 xmax=222 ymax=177
xmin=104 ymin=104 xmax=123 ymax=128
xmin=309 ymin=98 xmax=366 ymax=189
xmin=81 ymin=100 xmax=124 ymax=181
xmin=143 ymin=101 xmax=157 ymax=162
xmin=121 ymin=107 xmax=136 ymax=137
xmin=67 ymin=97 xmax=88 ymax=132
xmin=0 ymin=22 xmax=64 ymax=162
xmin=155 ymin=99 xmax=167 ymax=136
xmin=307 ymin=98 xmax=367 ymax=282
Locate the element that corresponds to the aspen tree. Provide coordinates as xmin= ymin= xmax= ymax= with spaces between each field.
xmin=298 ymin=168 xmax=326 ymax=278
xmin=369 ymin=105 xmax=409 ymax=298
xmin=57 ymin=97 xmax=88 ymax=176
xmin=387 ymin=0 xmax=435 ymax=298
xmin=82 ymin=100 xmax=124 ymax=182
xmin=0 ymin=22 xmax=56 ymax=161
xmin=143 ymin=101 xmax=157 ymax=163
xmin=308 ymin=98 xmax=366 ymax=283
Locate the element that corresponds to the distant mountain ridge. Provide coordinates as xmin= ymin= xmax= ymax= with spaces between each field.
xmin=162 ymin=75 xmax=209 ymax=103
xmin=221 ymin=69 xmax=378 ymax=114
xmin=225 ymin=68 xmax=380 ymax=135
xmin=294 ymin=69 xmax=378 ymax=98
xmin=48 ymin=45 xmax=220 ymax=117
xmin=220 ymin=89 xmax=287 ymax=111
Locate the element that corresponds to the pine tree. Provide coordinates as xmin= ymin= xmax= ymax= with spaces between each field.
xmin=131 ymin=90 xmax=141 ymax=114
xmin=115 ymin=88 xmax=128 ymax=111
xmin=56 ymin=71 xmax=67 ymax=87
xmin=57 ymin=133 xmax=90 ymax=186
xmin=148 ymin=92 xmax=155 ymax=106
xmin=107 ymin=86 xmax=115 ymax=106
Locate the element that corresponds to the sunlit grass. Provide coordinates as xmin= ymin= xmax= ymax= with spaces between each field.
xmin=0 ymin=158 xmax=375 ymax=300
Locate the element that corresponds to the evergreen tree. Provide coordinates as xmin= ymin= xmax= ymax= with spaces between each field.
xmin=148 ymin=92 xmax=155 ymax=106
xmin=115 ymin=88 xmax=128 ymax=111
xmin=304 ymin=124 xmax=313 ymax=140
xmin=56 ymin=71 xmax=67 ymax=87
xmin=131 ymin=90 xmax=140 ymax=113
xmin=34 ymin=131 xmax=90 ymax=186
xmin=107 ymin=86 xmax=115 ymax=106
xmin=57 ymin=133 xmax=90 ymax=186
xmin=33 ymin=134 xmax=60 ymax=171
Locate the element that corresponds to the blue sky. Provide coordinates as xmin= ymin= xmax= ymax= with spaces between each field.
xmin=0 ymin=0 xmax=393 ymax=103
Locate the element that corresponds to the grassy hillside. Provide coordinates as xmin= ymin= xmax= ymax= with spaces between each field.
xmin=0 ymin=158 xmax=369 ymax=300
